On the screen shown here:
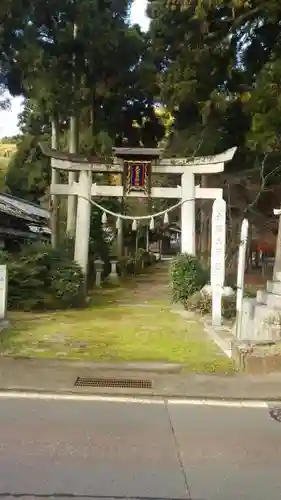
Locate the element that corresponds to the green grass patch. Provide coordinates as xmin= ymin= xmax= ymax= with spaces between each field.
xmin=0 ymin=265 xmax=236 ymax=374
xmin=0 ymin=287 xmax=236 ymax=374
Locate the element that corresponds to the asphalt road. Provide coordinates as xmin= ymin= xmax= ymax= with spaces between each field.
xmin=0 ymin=397 xmax=280 ymax=500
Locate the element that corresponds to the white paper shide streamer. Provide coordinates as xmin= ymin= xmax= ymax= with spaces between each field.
xmin=101 ymin=211 xmax=107 ymax=224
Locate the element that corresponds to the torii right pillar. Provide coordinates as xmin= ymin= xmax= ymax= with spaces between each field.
xmin=180 ymin=147 xmax=237 ymax=255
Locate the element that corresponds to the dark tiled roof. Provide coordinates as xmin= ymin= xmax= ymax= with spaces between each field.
xmin=0 ymin=193 xmax=49 ymax=223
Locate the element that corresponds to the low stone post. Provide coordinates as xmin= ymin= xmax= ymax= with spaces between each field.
xmin=0 ymin=265 xmax=7 ymax=319
xmin=94 ymin=259 xmax=104 ymax=287
xmin=235 ymin=219 xmax=249 ymax=340
xmin=110 ymin=260 xmax=118 ymax=280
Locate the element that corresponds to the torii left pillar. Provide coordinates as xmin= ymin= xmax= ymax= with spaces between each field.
xmin=181 ymin=171 xmax=196 ymax=255
xmin=74 ymin=169 xmax=92 ymax=289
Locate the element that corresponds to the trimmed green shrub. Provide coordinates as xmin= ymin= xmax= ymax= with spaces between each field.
xmin=47 ymin=259 xmax=85 ymax=308
xmin=0 ymin=243 xmax=85 ymax=311
xmin=170 ymin=253 xmax=208 ymax=303
xmin=185 ymin=291 xmax=236 ymax=319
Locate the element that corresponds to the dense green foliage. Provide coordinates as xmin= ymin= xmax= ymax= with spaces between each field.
xmin=1 ymin=0 xmax=164 ymax=151
xmin=0 ymin=243 xmax=85 ymax=310
xmin=148 ymin=0 xmax=281 ymax=155
xmin=145 ymin=0 xmax=281 ymax=239
xmin=170 ymin=254 xmax=208 ymax=303
xmin=0 ymin=0 xmax=166 ymax=211
xmin=1 ymin=0 xmax=281 ymax=163
xmin=5 ymin=134 xmax=50 ymax=201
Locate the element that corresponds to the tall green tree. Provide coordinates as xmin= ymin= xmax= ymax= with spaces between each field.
xmin=147 ymin=0 xmax=281 ymax=257
xmin=151 ymin=0 xmax=281 ymax=155
xmin=2 ymin=0 xmax=165 ymax=202
xmin=1 ymin=0 xmax=164 ymax=149
xmin=5 ymin=133 xmax=50 ymax=201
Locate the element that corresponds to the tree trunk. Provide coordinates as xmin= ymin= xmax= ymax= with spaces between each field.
xmin=90 ymin=89 xmax=95 ymax=139
xmin=200 ymin=174 xmax=209 ymax=262
xmin=117 ymin=167 xmax=125 ymax=259
xmin=66 ymin=22 xmax=79 ymax=238
xmin=66 ymin=114 xmax=79 ymax=237
xmin=50 ymin=117 xmax=60 ymax=248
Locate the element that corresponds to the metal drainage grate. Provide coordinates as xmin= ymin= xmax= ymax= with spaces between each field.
xmin=74 ymin=376 xmax=153 ymax=389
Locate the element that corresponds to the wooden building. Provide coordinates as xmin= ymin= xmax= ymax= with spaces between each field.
xmin=0 ymin=193 xmax=50 ymax=251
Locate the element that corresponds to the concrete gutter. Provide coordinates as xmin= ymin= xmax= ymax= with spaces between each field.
xmin=1 ymin=357 xmax=281 ymax=400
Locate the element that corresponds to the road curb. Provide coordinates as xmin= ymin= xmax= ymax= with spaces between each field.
xmin=0 ymin=356 xmax=184 ymax=373
xmin=0 ymin=388 xmax=281 ymax=406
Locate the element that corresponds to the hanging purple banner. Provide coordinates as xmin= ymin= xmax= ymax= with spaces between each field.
xmin=125 ymin=160 xmax=150 ymax=193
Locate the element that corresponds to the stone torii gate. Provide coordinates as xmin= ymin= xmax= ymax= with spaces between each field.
xmin=41 ymin=145 xmax=236 ymax=276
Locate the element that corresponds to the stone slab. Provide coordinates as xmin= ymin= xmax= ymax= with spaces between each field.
xmin=256 ymin=289 xmax=267 ymax=304
xmin=264 ymin=293 xmax=281 ymax=309
xmin=245 ymin=353 xmax=281 ymax=375
xmin=232 ymin=339 xmax=281 ymax=374
xmin=267 ymin=280 xmax=281 ymax=295
xmin=237 ymin=298 xmax=255 ymax=342
xmin=253 ymin=304 xmax=281 ymax=342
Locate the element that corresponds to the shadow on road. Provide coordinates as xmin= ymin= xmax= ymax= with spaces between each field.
xmin=269 ymin=407 xmax=281 ymax=423
xmin=0 ymin=496 xmax=203 ymax=500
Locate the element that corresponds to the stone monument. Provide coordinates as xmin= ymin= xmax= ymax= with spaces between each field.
xmin=211 ymin=198 xmax=226 ymax=327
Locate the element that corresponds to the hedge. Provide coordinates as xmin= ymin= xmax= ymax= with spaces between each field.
xmin=170 ymin=253 xmax=209 ymax=303
xmin=0 ymin=243 xmax=85 ymax=311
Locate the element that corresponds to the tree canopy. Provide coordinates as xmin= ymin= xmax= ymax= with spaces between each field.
xmin=1 ymin=0 xmax=281 ymax=237
xmin=0 ymin=0 xmax=165 ymax=200
xmin=148 ymin=0 xmax=281 ymax=156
